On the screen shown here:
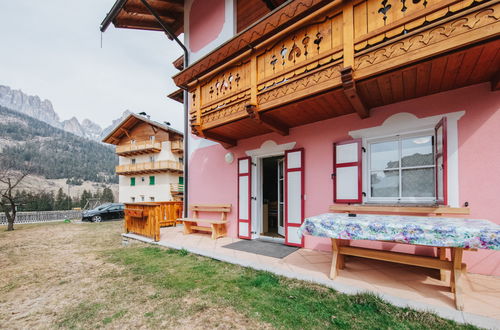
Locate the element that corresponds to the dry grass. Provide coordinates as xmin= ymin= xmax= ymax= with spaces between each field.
xmin=0 ymin=221 xmax=267 ymax=329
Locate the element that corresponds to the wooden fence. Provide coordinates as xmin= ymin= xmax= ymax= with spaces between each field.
xmin=0 ymin=210 xmax=82 ymax=225
xmin=124 ymin=202 xmax=183 ymax=241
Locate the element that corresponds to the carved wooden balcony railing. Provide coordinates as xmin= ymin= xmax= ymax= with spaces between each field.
xmin=170 ymin=140 xmax=183 ymax=154
xmin=116 ymin=141 xmax=162 ymax=157
xmin=186 ymin=0 xmax=499 ymax=147
xmin=116 ymin=160 xmax=183 ymax=175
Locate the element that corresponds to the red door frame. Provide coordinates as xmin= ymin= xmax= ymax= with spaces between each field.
xmin=237 ymin=157 xmax=252 ymax=239
xmin=284 ymin=148 xmax=305 ymax=247
xmin=333 ymin=138 xmax=363 ymax=203
xmin=435 ymin=117 xmax=448 ymax=205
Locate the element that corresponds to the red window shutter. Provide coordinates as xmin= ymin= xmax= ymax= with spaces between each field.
xmin=284 ymin=148 xmax=305 ymax=247
xmin=237 ymin=157 xmax=252 ymax=239
xmin=435 ymin=117 xmax=448 ymax=205
xmin=333 ymin=139 xmax=362 ymax=204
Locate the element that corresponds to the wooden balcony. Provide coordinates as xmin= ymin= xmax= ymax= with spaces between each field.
xmin=116 ymin=160 xmax=183 ymax=175
xmin=170 ymin=140 xmax=183 ymax=154
xmin=116 ymin=141 xmax=162 ymax=157
xmin=185 ymin=0 xmax=500 ymax=148
xmin=170 ymin=183 xmax=184 ymax=194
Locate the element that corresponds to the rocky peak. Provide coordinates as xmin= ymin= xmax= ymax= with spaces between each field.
xmin=0 ymin=85 xmax=61 ymax=128
xmin=62 ymin=117 xmax=86 ymax=137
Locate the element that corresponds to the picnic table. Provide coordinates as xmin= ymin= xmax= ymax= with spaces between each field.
xmin=298 ymin=212 xmax=500 ymax=310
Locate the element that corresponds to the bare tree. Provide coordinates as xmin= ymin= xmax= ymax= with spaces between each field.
xmin=0 ymin=157 xmax=31 ymax=231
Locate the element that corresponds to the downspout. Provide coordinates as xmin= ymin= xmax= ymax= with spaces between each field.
xmin=138 ymin=0 xmax=190 ymax=218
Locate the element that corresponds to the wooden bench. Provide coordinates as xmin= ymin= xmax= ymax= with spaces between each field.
xmin=328 ymin=205 xmax=471 ymax=310
xmin=177 ymin=204 xmax=231 ymax=240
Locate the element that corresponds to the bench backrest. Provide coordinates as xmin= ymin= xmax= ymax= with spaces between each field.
xmin=191 ymin=204 xmax=231 ymax=221
xmin=329 ymin=205 xmax=470 ymax=216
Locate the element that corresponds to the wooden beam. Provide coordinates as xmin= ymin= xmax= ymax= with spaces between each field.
xmin=202 ymin=131 xmax=237 ymax=149
xmin=191 ymin=124 xmax=236 ymax=148
xmin=246 ymin=104 xmax=289 ymax=136
xmin=119 ymin=127 xmax=131 ymax=139
xmin=341 ymin=67 xmax=369 ymax=118
xmin=123 ymin=1 xmax=179 ymax=18
xmin=491 ymin=70 xmax=500 ymax=91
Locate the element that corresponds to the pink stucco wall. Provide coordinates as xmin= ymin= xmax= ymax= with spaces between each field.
xmin=188 ymin=83 xmax=500 ymax=276
xmin=189 ymin=0 xmax=225 ymax=53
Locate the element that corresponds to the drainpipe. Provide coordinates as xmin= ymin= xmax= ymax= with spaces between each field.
xmin=138 ymin=0 xmax=190 ymax=217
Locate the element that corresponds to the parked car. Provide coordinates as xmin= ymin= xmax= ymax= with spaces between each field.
xmin=82 ymin=203 xmax=125 ymax=222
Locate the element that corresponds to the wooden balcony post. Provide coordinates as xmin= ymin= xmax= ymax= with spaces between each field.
xmin=250 ymin=56 xmax=258 ymax=106
xmin=195 ymin=84 xmax=202 ymax=125
xmin=342 ymin=1 xmax=354 ymax=69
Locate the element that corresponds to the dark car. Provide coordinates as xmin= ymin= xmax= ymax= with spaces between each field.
xmin=82 ymin=203 xmax=125 ymax=222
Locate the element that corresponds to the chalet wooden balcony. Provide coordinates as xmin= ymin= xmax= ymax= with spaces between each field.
xmin=116 ymin=160 xmax=183 ymax=175
xmin=185 ymin=0 xmax=500 ymax=147
xmin=170 ymin=140 xmax=183 ymax=154
xmin=116 ymin=141 xmax=162 ymax=156
xmin=170 ymin=183 xmax=184 ymax=195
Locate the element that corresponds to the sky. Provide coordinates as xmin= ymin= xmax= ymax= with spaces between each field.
xmin=0 ymin=0 xmax=184 ymax=131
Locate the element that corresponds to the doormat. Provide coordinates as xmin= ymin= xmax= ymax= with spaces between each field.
xmin=222 ymin=239 xmax=299 ymax=259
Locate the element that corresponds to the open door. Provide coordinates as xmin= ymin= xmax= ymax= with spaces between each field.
xmin=284 ymin=148 xmax=304 ymax=247
xmin=238 ymin=157 xmax=252 ymax=239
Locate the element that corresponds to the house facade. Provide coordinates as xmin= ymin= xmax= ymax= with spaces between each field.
xmin=102 ymin=113 xmax=184 ymax=203
xmin=101 ymin=0 xmax=500 ymax=276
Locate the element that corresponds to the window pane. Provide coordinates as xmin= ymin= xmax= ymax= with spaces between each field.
xmin=371 ymin=170 xmax=399 ymax=197
xmin=402 ymin=136 xmax=434 ymax=167
xmin=402 ymin=168 xmax=435 ymax=197
xmin=370 ymin=141 xmax=398 ymax=170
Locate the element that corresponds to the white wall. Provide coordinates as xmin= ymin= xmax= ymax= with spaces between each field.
xmin=118 ymin=141 xmax=183 ymax=203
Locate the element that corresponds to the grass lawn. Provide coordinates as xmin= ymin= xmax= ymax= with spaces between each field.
xmin=0 ymin=221 xmax=478 ymax=329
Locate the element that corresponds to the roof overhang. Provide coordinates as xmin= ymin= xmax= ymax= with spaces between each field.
xmin=100 ymin=0 xmax=184 ymax=35
xmin=102 ymin=113 xmax=183 ymax=145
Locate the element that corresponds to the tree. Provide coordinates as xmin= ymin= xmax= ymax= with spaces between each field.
xmin=0 ymin=157 xmax=31 ymax=231
xmin=101 ymin=187 xmax=114 ymax=203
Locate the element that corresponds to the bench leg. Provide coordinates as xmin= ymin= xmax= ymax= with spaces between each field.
xmin=210 ymin=224 xmax=218 ymax=240
xmin=451 ymin=248 xmax=464 ymax=310
xmin=183 ymin=222 xmax=193 ymax=235
xmin=439 ymin=247 xmax=447 ymax=282
xmin=330 ymin=239 xmax=343 ymax=279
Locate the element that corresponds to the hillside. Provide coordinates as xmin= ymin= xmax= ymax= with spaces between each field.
xmin=0 ymin=105 xmax=118 ymax=183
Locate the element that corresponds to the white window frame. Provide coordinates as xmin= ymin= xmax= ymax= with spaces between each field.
xmin=366 ymin=128 xmax=436 ymax=204
xmin=350 ymin=112 xmax=464 ymax=208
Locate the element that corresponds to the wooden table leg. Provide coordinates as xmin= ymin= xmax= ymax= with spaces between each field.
xmin=438 ymin=247 xmax=447 ymax=282
xmin=330 ymin=239 xmax=343 ymax=279
xmin=451 ymin=247 xmax=464 ymax=310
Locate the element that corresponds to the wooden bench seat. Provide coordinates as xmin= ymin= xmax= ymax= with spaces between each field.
xmin=177 ymin=204 xmax=231 ymax=240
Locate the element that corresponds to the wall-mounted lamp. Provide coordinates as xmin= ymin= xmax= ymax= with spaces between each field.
xmin=225 ymin=152 xmax=234 ymax=164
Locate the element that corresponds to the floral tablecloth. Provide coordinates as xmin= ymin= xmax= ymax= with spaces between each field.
xmin=297 ymin=213 xmax=500 ymax=250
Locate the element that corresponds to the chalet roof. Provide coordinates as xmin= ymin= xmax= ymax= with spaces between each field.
xmin=102 ymin=112 xmax=183 ymax=145
xmin=167 ymin=89 xmax=183 ymax=103
xmin=100 ymin=0 xmax=184 ymax=35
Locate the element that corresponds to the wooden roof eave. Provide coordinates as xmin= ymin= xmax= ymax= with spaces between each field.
xmin=101 ymin=0 xmax=184 ymax=35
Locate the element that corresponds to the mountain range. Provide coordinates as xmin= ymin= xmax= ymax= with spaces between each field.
xmin=0 ymin=85 xmax=131 ymax=141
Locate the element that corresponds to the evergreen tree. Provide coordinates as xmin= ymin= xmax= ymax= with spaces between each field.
xmin=101 ymin=187 xmax=114 ymax=203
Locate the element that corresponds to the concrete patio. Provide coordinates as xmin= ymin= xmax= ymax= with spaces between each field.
xmin=123 ymin=226 xmax=500 ymax=329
